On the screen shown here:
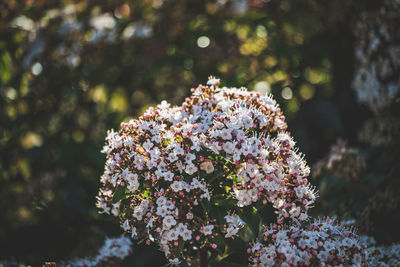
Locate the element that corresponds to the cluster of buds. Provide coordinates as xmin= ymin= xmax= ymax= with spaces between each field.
xmin=65 ymin=236 xmax=132 ymax=267
xmin=96 ymin=77 xmax=317 ymax=264
xmin=249 ymin=218 xmax=366 ymax=267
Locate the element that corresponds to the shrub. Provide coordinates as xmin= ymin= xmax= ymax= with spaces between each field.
xmin=96 ymin=77 xmax=317 ymax=264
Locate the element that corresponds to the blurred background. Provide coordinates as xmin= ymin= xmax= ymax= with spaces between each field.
xmin=0 ymin=0 xmax=399 ymax=265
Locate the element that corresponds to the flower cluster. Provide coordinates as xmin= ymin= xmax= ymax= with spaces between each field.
xmin=96 ymin=77 xmax=317 ymax=264
xmin=358 ymin=115 xmax=400 ymax=147
xmin=362 ymin=236 xmax=400 ymax=267
xmin=65 ymin=236 xmax=132 ymax=267
xmin=312 ymin=139 xmax=366 ymax=181
xmin=249 ymin=218 xmax=366 ymax=267
xmin=352 ymin=0 xmax=400 ymax=113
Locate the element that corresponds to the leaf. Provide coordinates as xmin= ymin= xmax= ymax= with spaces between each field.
xmin=237 ymin=207 xmax=260 ymax=236
xmin=210 ymin=235 xmax=226 ymax=255
xmin=112 ymin=185 xmax=127 ymax=203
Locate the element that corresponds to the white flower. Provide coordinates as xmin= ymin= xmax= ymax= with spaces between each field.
xmin=112 ymin=202 xmax=120 ymax=216
xmin=127 ymin=179 xmax=139 ymax=191
xmin=171 ymin=181 xmax=183 ymax=192
xmin=185 ymin=164 xmax=198 ymax=175
xmin=156 ymin=196 xmax=167 ymax=206
xmin=207 ymin=77 xmax=220 ymax=86
xmin=169 ymin=258 xmax=181 ymax=266
xmin=242 ymin=115 xmax=253 ymax=128
xmin=201 ymin=225 xmax=214 ymax=235
xmin=225 ymin=226 xmax=239 ymax=238
xmin=157 ymin=100 xmax=170 ymax=109
xmin=185 ymin=153 xmax=196 ymax=163
xmin=133 ymin=207 xmax=145 ymax=220
xmin=200 ymin=160 xmax=214 ymax=174
xmin=167 ymin=152 xmax=178 ymax=162
xmin=220 ymin=128 xmax=232 ymax=140
xmin=163 ymin=215 xmax=177 ymax=228
xmin=299 ymin=213 xmax=308 ymax=221
xmin=156 ymin=206 xmax=168 ymax=217
xmin=122 ymin=219 xmax=130 ymax=231
xmin=142 ymin=141 xmax=154 ymax=151
xmin=222 ymin=141 xmax=235 ymax=154
xmin=163 ymin=171 xmax=174 ymax=181
xmin=167 ymin=229 xmax=179 ymax=241
xmin=246 ymin=163 xmax=259 ymax=177
xmin=131 ymin=227 xmax=137 ymax=238
xmin=181 ymin=229 xmax=193 ymax=241
xmin=176 ymin=223 xmax=186 ymax=234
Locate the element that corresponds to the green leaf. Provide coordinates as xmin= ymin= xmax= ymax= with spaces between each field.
xmin=237 ymin=207 xmax=260 ymax=236
xmin=210 ymin=235 xmax=226 ymax=255
xmin=112 ymin=185 xmax=127 ymax=203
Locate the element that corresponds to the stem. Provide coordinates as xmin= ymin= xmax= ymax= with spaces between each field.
xmin=200 ymin=248 xmax=208 ymax=267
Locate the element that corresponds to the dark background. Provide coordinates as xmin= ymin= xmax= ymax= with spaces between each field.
xmin=0 ymin=0 xmax=399 ymax=265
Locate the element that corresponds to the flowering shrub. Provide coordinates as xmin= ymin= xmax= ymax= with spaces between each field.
xmin=249 ymin=218 xmax=366 ymax=266
xmin=65 ymin=236 xmax=132 ymax=267
xmin=96 ymin=77 xmax=317 ymax=264
xmin=362 ymin=236 xmax=400 ymax=267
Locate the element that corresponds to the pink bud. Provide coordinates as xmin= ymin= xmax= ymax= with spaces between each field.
xmin=174 ymin=241 xmax=179 ymax=247
xmin=247 ymin=248 xmax=252 ymax=254
xmin=195 ymin=236 xmax=200 ymax=240
xmin=146 ymin=240 xmax=151 ymax=245
xmin=212 ymin=244 xmax=217 ymax=249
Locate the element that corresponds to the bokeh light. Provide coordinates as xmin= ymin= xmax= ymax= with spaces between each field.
xmin=197 ymin=36 xmax=210 ymax=48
